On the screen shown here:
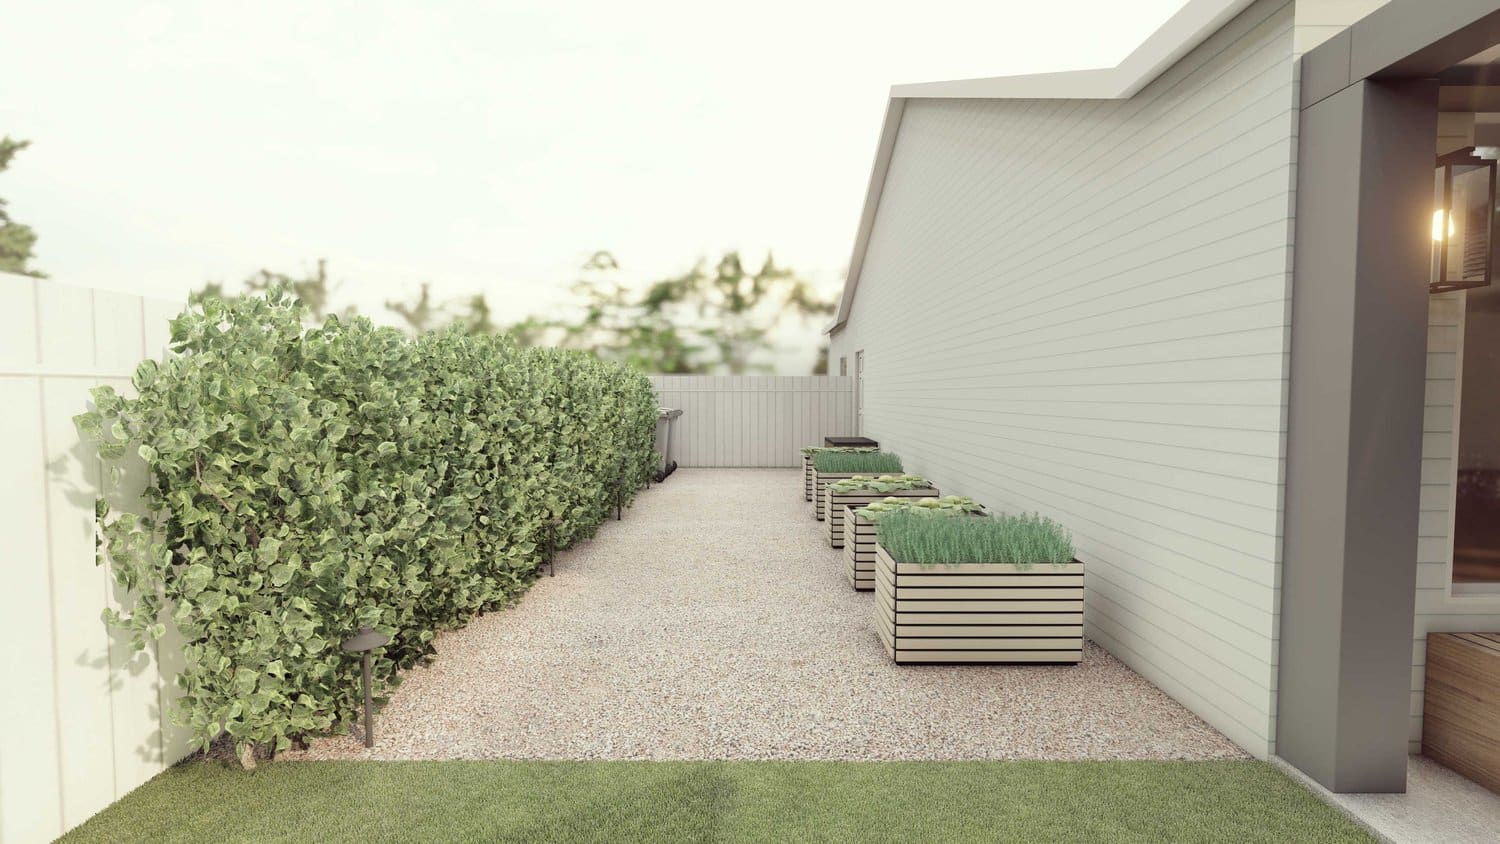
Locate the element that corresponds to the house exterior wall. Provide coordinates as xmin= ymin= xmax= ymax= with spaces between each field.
xmin=829 ymin=0 xmax=1299 ymax=756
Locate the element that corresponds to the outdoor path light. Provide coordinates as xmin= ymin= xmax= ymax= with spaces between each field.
xmin=545 ymin=515 xmax=561 ymax=577
xmin=341 ymin=626 xmax=392 ymax=748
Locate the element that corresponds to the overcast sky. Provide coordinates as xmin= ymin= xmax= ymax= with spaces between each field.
xmin=2 ymin=0 xmax=1184 ymax=367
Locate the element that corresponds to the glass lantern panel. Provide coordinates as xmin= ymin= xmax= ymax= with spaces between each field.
xmin=1433 ymin=168 xmax=1447 ymax=283
xmin=1446 ymin=163 xmax=1492 ymax=286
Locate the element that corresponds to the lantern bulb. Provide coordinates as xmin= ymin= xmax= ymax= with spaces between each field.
xmin=1433 ymin=209 xmax=1455 ymax=242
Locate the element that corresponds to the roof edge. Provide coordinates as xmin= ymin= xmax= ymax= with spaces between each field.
xmin=828 ymin=97 xmax=904 ymax=336
xmin=828 ymin=0 xmax=1256 ymax=334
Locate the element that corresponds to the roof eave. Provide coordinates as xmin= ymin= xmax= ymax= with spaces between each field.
xmin=829 ymin=0 xmax=1257 ymax=331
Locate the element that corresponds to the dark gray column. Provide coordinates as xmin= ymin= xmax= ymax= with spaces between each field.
xmin=1279 ymin=78 xmax=1438 ymax=793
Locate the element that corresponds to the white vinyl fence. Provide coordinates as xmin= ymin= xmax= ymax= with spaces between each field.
xmin=648 ymin=375 xmax=855 ymax=467
xmin=0 ymin=276 xmax=191 ymax=844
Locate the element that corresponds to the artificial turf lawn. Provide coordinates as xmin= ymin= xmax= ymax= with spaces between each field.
xmin=62 ymin=759 xmax=1373 ymax=843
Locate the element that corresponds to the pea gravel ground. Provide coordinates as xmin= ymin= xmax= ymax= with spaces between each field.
xmin=286 ymin=469 xmax=1245 ymax=762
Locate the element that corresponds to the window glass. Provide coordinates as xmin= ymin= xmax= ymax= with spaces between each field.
xmin=1453 ymin=284 xmax=1500 ymax=586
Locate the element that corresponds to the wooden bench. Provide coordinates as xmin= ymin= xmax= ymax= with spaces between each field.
xmin=1423 ymin=632 xmax=1500 ymax=794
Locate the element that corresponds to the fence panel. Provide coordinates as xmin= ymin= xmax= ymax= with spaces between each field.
xmin=0 ymin=275 xmax=188 ymax=844
xmin=648 ymin=375 xmax=854 ymax=467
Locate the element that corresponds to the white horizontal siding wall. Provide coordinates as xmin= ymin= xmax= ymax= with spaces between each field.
xmin=0 ymin=276 xmax=192 ymax=844
xmin=648 ymin=375 xmax=854 ymax=467
xmin=829 ymin=0 xmax=1297 ymax=757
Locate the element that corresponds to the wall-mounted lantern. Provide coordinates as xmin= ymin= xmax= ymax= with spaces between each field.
xmin=1431 ymin=146 xmax=1497 ymax=294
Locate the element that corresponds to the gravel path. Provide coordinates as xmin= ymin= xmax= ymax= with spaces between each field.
xmin=286 ymin=469 xmax=1245 ymax=762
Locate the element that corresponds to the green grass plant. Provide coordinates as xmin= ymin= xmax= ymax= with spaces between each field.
xmin=827 ymin=474 xmax=933 ymax=494
xmin=62 ymin=759 xmax=1374 ymax=843
xmin=878 ymin=510 xmax=1073 ymax=565
xmin=811 ymin=450 xmax=902 ymax=474
xmin=800 ymin=445 xmax=878 ymax=457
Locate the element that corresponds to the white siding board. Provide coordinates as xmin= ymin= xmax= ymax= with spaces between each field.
xmin=874 ymin=406 xmax=1283 ymax=484
xmin=1086 ymin=590 xmax=1273 ymax=719
xmin=828 ymin=0 xmax=1297 ymax=757
xmin=910 ymin=470 xmax=1282 ymax=623
xmin=938 ymin=38 xmax=1295 ymax=277
xmin=1087 ymin=611 xmax=1269 ymax=753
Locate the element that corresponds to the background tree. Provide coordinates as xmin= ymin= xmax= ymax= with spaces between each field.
xmin=195 ymin=249 xmax=834 ymax=372
xmin=0 ymin=137 xmax=45 ymax=278
xmin=193 ymin=259 xmax=351 ymax=323
xmin=515 ymin=250 xmax=834 ymax=374
xmin=198 ymin=261 xmax=495 ymax=336
xmin=385 ymin=282 xmax=440 ymax=333
xmin=386 ymin=283 xmax=497 ymax=335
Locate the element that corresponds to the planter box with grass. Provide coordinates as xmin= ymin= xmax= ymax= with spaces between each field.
xmin=800 ymin=445 xmax=877 ymax=501
xmin=873 ymin=511 xmax=1083 ymax=664
xmin=844 ymin=497 xmax=986 ymax=590
xmin=823 ymin=475 xmax=938 ymax=548
xmin=810 ymin=450 xmax=902 ymax=520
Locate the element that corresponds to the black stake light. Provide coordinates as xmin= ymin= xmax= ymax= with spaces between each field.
xmin=341 ymin=626 xmax=392 ymax=748
xmin=545 ymin=515 xmax=561 ymax=577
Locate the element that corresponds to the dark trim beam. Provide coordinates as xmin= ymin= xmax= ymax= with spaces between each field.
xmin=1303 ymin=0 xmax=1500 ymax=107
xmin=1279 ymin=78 xmax=1437 ymax=793
xmin=1439 ymin=84 xmax=1500 ymax=111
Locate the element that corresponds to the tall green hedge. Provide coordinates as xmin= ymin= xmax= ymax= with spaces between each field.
xmin=75 ymin=289 xmax=658 ymax=757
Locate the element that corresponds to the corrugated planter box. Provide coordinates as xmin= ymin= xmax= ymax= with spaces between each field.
xmin=825 ymin=485 xmax=938 ymax=548
xmin=873 ymin=545 xmax=1084 ymax=664
xmin=812 ymin=471 xmax=865 ymax=520
xmin=843 ymin=507 xmax=880 ymax=590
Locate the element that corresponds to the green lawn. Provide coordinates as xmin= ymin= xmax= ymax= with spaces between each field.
xmin=63 ymin=759 xmax=1372 ymax=843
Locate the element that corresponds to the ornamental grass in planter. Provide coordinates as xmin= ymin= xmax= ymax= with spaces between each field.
xmin=810 ymin=450 xmax=902 ymax=520
xmin=800 ymin=445 xmax=877 ymax=501
xmin=845 ymin=496 xmax=985 ymax=591
xmin=824 ymin=474 xmax=938 ymax=548
xmin=873 ymin=511 xmax=1082 ymax=664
